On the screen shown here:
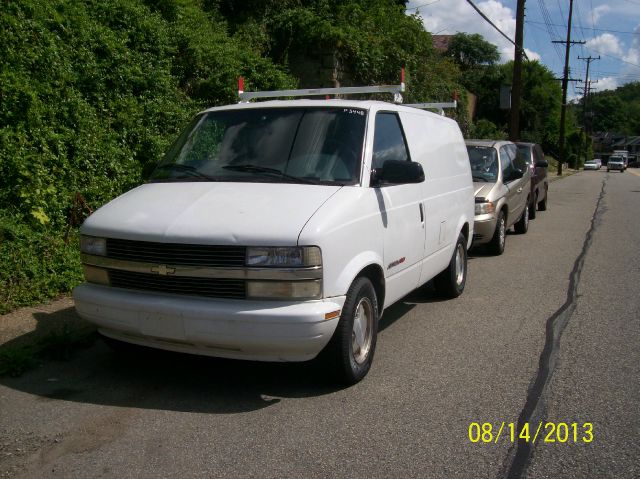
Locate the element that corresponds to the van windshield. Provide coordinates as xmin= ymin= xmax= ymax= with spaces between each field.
xmin=150 ymin=107 xmax=367 ymax=185
xmin=467 ymin=146 xmax=499 ymax=182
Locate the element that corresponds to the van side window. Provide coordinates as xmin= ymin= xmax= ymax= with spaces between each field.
xmin=499 ymin=146 xmax=514 ymax=179
xmin=372 ymin=113 xmax=410 ymax=170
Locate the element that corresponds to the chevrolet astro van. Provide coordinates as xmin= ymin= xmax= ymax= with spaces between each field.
xmin=74 ymin=99 xmax=474 ymax=384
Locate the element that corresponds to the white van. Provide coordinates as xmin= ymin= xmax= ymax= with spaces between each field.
xmin=74 ymin=96 xmax=474 ymax=384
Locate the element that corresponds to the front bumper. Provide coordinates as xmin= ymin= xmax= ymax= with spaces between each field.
xmin=73 ymin=283 xmax=345 ymax=362
xmin=608 ymin=164 xmax=624 ymax=170
xmin=584 ymin=164 xmax=598 ymax=170
xmin=471 ymin=214 xmax=497 ymax=245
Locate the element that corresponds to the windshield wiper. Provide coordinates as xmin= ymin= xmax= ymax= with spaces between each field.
xmin=222 ymin=164 xmax=319 ymax=185
xmin=154 ymin=164 xmax=217 ymax=181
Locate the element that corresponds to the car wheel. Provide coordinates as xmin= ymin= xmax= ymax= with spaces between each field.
xmin=514 ymin=202 xmax=529 ymax=234
xmin=538 ymin=190 xmax=548 ymax=211
xmin=487 ymin=211 xmax=506 ymax=255
xmin=434 ymin=233 xmax=468 ymax=299
xmin=323 ymin=277 xmax=378 ymax=385
xmin=529 ymin=194 xmax=537 ymax=219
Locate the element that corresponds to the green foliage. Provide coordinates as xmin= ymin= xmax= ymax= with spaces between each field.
xmin=0 ymin=0 xmax=295 ymax=312
xmin=469 ymin=119 xmax=507 ymax=140
xmin=465 ymin=60 xmax=563 ymax=153
xmin=447 ymin=33 xmax=500 ymax=70
xmin=581 ymin=82 xmax=640 ymax=134
xmin=0 ymin=212 xmax=82 ymax=313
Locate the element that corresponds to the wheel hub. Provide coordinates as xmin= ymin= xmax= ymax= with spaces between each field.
xmin=352 ymin=297 xmax=373 ymax=365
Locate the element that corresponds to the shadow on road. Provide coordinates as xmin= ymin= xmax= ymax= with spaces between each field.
xmin=0 ymin=289 xmax=426 ymax=414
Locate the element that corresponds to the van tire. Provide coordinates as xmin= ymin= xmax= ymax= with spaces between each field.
xmin=434 ymin=233 xmax=467 ymax=299
xmin=487 ymin=211 xmax=506 ymax=255
xmin=514 ymin=203 xmax=529 ymax=234
xmin=322 ymin=277 xmax=378 ymax=385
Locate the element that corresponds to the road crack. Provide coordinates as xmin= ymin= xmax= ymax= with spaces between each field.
xmin=502 ymin=176 xmax=608 ymax=479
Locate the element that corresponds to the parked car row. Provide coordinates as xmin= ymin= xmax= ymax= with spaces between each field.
xmin=466 ymin=139 xmax=549 ymax=255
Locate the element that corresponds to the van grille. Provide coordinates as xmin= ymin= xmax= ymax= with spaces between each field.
xmin=109 ymin=270 xmax=246 ymax=299
xmin=105 ymin=238 xmax=246 ymax=267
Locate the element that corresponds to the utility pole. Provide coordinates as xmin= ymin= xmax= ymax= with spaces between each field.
xmin=509 ymin=0 xmax=526 ymax=141
xmin=578 ymin=55 xmax=599 ymax=164
xmin=552 ymin=0 xmax=584 ymax=175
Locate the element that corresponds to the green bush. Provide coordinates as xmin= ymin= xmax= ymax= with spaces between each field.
xmin=0 ymin=211 xmax=82 ymax=313
xmin=0 ymin=0 xmax=295 ymax=313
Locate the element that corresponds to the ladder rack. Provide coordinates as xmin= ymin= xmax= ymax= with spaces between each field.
xmin=406 ymin=101 xmax=458 ymax=116
xmin=237 ymin=71 xmax=405 ymax=104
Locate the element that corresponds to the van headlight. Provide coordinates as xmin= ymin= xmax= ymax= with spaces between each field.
xmin=246 ymin=246 xmax=322 ymax=267
xmin=247 ymin=280 xmax=322 ymax=299
xmin=80 ymin=235 xmax=107 ymax=256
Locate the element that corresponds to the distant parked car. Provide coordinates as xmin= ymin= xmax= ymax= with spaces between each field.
xmin=584 ymin=159 xmax=601 ymax=170
xmin=516 ymin=142 xmax=549 ymax=219
xmin=466 ymin=140 xmax=532 ymax=255
xmin=607 ymin=156 xmax=625 ymax=172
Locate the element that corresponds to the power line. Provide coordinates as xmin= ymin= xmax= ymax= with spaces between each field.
xmin=463 ymin=0 xmax=528 ymax=58
xmin=535 ymin=0 xmax=565 ymax=62
xmin=406 ymin=1 xmax=441 ymax=11
xmin=583 ymin=46 xmax=640 ymax=68
xmin=525 ymin=20 xmax=640 ymax=35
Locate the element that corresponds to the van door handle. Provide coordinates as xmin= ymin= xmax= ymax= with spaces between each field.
xmin=419 ymin=203 xmax=424 ymax=223
xmin=517 ymin=187 xmax=523 ymax=193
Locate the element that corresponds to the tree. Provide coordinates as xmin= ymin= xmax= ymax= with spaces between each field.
xmin=447 ymin=32 xmax=500 ymax=70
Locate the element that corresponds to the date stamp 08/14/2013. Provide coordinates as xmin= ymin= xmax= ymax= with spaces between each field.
xmin=468 ymin=422 xmax=594 ymax=444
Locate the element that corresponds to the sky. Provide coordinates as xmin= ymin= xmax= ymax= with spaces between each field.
xmin=405 ymin=0 xmax=640 ymax=100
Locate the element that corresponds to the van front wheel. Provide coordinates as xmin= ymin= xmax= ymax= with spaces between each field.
xmin=323 ymin=277 xmax=378 ymax=385
xmin=434 ymin=233 xmax=467 ymax=299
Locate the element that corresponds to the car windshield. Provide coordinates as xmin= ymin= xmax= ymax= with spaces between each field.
xmin=585 ymin=160 xmax=595 ymax=164
xmin=149 ymin=107 xmax=367 ymax=185
xmin=610 ymin=157 xmax=622 ymax=162
xmin=467 ymin=146 xmax=499 ymax=182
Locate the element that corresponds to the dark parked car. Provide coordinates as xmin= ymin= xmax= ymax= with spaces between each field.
xmin=516 ymin=142 xmax=549 ymax=219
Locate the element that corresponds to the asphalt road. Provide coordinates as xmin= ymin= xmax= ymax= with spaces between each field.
xmin=1 ymin=170 xmax=638 ymax=479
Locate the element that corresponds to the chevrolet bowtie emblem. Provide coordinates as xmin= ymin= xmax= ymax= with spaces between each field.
xmin=151 ymin=264 xmax=176 ymax=276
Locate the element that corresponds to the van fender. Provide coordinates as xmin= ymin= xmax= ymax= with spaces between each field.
xmin=331 ymin=250 xmax=385 ymax=299
xmin=454 ymin=215 xmax=473 ymax=250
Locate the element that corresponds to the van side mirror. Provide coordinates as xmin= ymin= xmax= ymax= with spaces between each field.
xmin=535 ymin=160 xmax=549 ymax=168
xmin=371 ymin=160 xmax=425 ymax=186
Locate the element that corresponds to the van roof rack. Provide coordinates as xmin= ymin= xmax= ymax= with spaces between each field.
xmin=406 ymin=101 xmax=458 ymax=116
xmin=238 ymin=70 xmax=406 ymax=104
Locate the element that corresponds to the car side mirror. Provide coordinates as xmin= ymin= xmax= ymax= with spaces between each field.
xmin=371 ymin=160 xmax=425 ymax=186
xmin=535 ymin=160 xmax=549 ymax=168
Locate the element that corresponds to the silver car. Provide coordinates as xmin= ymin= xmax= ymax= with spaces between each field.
xmin=466 ymin=140 xmax=532 ymax=255
xmin=584 ymin=159 xmax=601 ymax=170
